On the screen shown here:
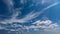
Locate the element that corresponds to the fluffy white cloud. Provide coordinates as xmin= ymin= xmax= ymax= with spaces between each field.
xmin=45 ymin=23 xmax=59 ymax=31
xmin=24 ymin=19 xmax=59 ymax=31
xmin=32 ymin=20 xmax=52 ymax=25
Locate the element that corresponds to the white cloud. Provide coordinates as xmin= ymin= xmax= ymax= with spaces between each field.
xmin=0 ymin=1 xmax=59 ymax=32
xmin=0 ymin=1 xmax=59 ymax=24
xmin=24 ymin=19 xmax=59 ymax=31
xmin=32 ymin=20 xmax=52 ymax=25
xmin=45 ymin=23 xmax=59 ymax=31
xmin=21 ymin=2 xmax=59 ymax=23
xmin=0 ymin=10 xmax=38 ymax=24
xmin=0 ymin=26 xmax=5 ymax=29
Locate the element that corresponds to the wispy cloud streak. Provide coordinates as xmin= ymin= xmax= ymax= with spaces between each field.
xmin=19 ymin=2 xmax=59 ymax=22
xmin=0 ymin=1 xmax=59 ymax=24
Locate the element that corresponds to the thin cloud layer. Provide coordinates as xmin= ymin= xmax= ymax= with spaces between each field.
xmin=26 ymin=29 xmax=60 ymax=34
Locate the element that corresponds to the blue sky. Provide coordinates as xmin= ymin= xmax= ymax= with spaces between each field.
xmin=0 ymin=0 xmax=60 ymax=34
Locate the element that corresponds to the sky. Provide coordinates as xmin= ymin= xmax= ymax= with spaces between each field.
xmin=0 ymin=0 xmax=60 ymax=34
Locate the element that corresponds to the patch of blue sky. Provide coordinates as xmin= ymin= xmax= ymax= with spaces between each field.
xmin=43 ymin=4 xmax=60 ymax=22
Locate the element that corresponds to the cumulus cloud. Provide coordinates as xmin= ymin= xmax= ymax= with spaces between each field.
xmin=45 ymin=23 xmax=59 ymax=31
xmin=32 ymin=20 xmax=52 ymax=25
xmin=24 ymin=19 xmax=59 ymax=31
xmin=1 ymin=19 xmax=59 ymax=31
